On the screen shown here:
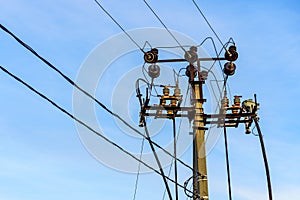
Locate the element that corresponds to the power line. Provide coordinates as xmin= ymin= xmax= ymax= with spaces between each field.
xmin=0 ymin=23 xmax=194 ymax=173
xmin=172 ymin=118 xmax=179 ymax=200
xmin=0 ymin=65 xmax=197 ymax=197
xmin=192 ymin=0 xmax=227 ymax=52
xmin=142 ymin=119 xmax=173 ymax=200
xmin=143 ymin=0 xmax=188 ymax=54
xmin=253 ymin=118 xmax=273 ymax=200
xmin=93 ymin=0 xmax=145 ymax=52
xmin=162 ymin=85 xmax=190 ymax=200
xmin=132 ymin=137 xmax=145 ymax=200
xmin=223 ymin=126 xmax=232 ymax=200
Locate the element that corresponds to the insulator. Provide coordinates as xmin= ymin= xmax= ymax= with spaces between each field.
xmin=190 ymin=46 xmax=197 ymax=52
xmin=144 ymin=48 xmax=158 ymax=63
xmin=225 ymin=45 xmax=238 ymax=61
xmin=148 ymin=64 xmax=160 ymax=78
xmin=185 ymin=64 xmax=197 ymax=79
xmin=184 ymin=46 xmax=198 ymax=63
xmin=234 ymin=95 xmax=241 ymax=106
xmin=223 ymin=62 xmax=236 ymax=76
xmin=200 ymin=70 xmax=208 ymax=81
xmin=163 ymin=86 xmax=170 ymax=96
xmin=174 ymin=87 xmax=181 ymax=97
xmin=221 ymin=97 xmax=229 ymax=108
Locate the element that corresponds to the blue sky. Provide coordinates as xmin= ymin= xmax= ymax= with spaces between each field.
xmin=0 ymin=0 xmax=300 ymax=199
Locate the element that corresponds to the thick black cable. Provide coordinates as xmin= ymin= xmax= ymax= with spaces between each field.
xmin=192 ymin=0 xmax=227 ymax=52
xmin=142 ymin=118 xmax=173 ymax=200
xmin=0 ymin=23 xmax=194 ymax=173
xmin=143 ymin=0 xmax=187 ymax=54
xmin=223 ymin=126 xmax=232 ymax=200
xmin=0 ymin=65 xmax=197 ymax=196
xmin=132 ymin=137 xmax=145 ymax=200
xmin=93 ymin=0 xmax=145 ymax=53
xmin=253 ymin=118 xmax=273 ymax=200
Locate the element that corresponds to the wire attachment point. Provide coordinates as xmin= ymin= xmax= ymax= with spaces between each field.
xmin=144 ymin=48 xmax=159 ymax=63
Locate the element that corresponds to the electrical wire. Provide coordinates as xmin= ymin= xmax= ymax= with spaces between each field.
xmin=0 ymin=23 xmax=195 ymax=174
xmin=223 ymin=126 xmax=232 ymax=200
xmin=183 ymin=176 xmax=195 ymax=199
xmin=253 ymin=118 xmax=273 ymax=200
xmin=142 ymin=41 xmax=153 ymax=50
xmin=93 ymin=0 xmax=145 ymax=53
xmin=198 ymin=37 xmax=224 ymax=77
xmin=162 ymin=84 xmax=190 ymax=200
xmin=192 ymin=0 xmax=227 ymax=52
xmin=0 ymin=65 xmax=198 ymax=197
xmin=220 ymin=85 xmax=233 ymax=200
xmin=142 ymin=118 xmax=173 ymax=200
xmin=143 ymin=0 xmax=188 ymax=54
xmin=207 ymin=39 xmax=231 ymax=73
xmin=132 ymin=137 xmax=145 ymax=200
xmin=172 ymin=118 xmax=179 ymax=200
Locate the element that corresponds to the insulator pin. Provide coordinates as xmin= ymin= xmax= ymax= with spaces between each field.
xmin=223 ymin=62 xmax=236 ymax=76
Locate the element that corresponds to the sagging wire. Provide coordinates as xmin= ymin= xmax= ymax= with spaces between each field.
xmin=153 ymin=36 xmax=235 ymax=80
xmin=207 ymin=39 xmax=233 ymax=73
xmin=0 ymin=24 xmax=196 ymax=175
xmin=251 ymin=125 xmax=259 ymax=136
xmin=198 ymin=37 xmax=224 ymax=76
xmin=93 ymin=0 xmax=145 ymax=53
xmin=183 ymin=174 xmax=204 ymax=199
xmin=0 ymin=65 xmax=194 ymax=196
xmin=253 ymin=114 xmax=273 ymax=200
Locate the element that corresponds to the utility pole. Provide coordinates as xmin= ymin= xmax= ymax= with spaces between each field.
xmin=192 ymin=79 xmax=209 ymax=200
xmin=139 ymin=45 xmax=271 ymax=200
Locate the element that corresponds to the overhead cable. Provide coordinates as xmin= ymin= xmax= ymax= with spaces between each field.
xmin=142 ymin=118 xmax=173 ymax=200
xmin=172 ymin=118 xmax=179 ymax=200
xmin=253 ymin=118 xmax=273 ymax=200
xmin=192 ymin=0 xmax=227 ymax=52
xmin=132 ymin=137 xmax=145 ymax=200
xmin=93 ymin=0 xmax=145 ymax=52
xmin=0 ymin=23 xmax=194 ymax=173
xmin=0 ymin=65 xmax=197 ymax=197
xmin=223 ymin=126 xmax=232 ymax=200
xmin=143 ymin=0 xmax=188 ymax=54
